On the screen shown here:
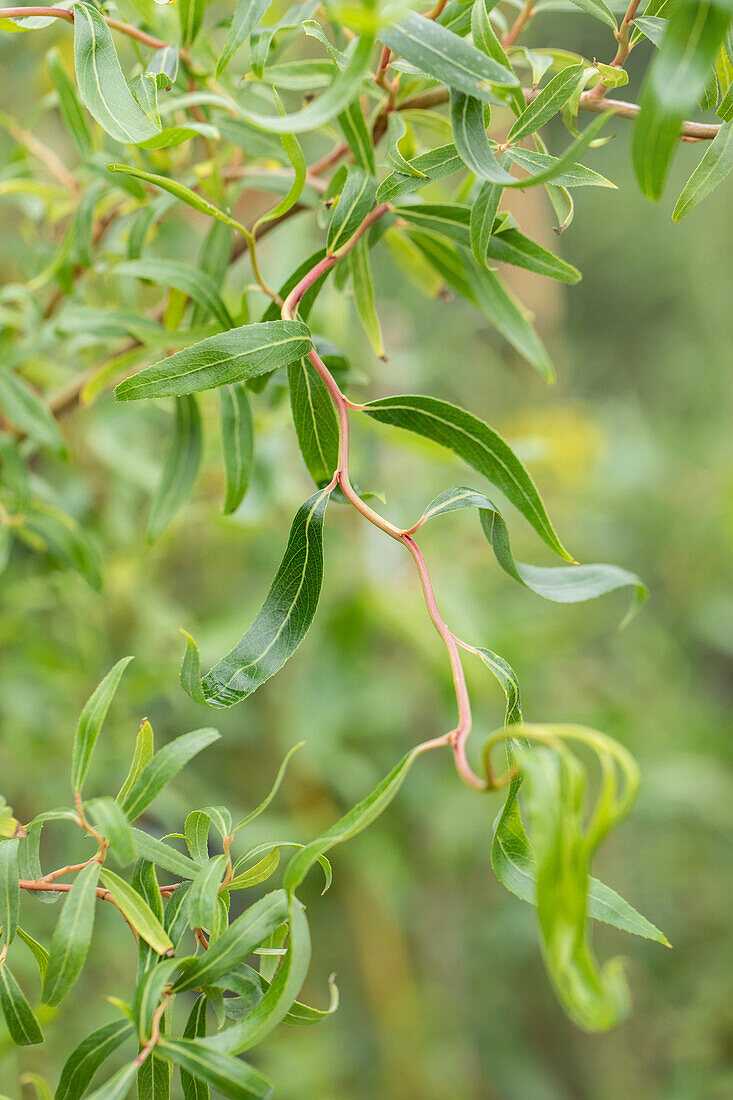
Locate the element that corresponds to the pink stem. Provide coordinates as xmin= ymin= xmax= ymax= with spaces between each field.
xmin=283 ymin=209 xmax=486 ymax=790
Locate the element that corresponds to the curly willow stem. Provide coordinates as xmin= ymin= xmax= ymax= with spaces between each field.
xmin=282 ymin=208 xmax=486 ymax=791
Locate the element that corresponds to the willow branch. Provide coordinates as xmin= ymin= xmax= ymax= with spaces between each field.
xmin=399 ymin=86 xmax=724 ymax=141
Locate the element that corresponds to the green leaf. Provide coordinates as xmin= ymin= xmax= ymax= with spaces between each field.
xmin=201 ymin=896 xmax=310 ymax=1055
xmin=407 ymin=232 xmax=556 ymax=380
xmin=379 ymin=11 xmax=518 ymax=103
xmin=233 ymin=743 xmax=304 ymax=833
xmin=158 ymin=1038 xmax=272 ymax=1099
xmin=18 ymin=824 xmax=58 ymax=905
xmin=509 ymin=63 xmax=585 ymax=143
xmin=505 ymin=142 xmax=615 ymax=188
xmin=327 ymin=167 xmax=377 ymax=255
xmin=227 ymin=849 xmax=280 ymax=890
xmin=99 ymin=868 xmax=173 ymax=955
xmin=136 ymin=1052 xmax=171 ymax=1100
xmin=219 ymin=384 xmax=254 ymax=515
xmin=180 ymin=997 xmax=208 ymax=1100
xmin=179 ymin=0 xmax=206 ymax=45
xmin=173 ymin=889 xmax=289 ymax=992
xmin=42 ymin=860 xmax=101 ymax=1006
xmin=0 ymin=369 xmax=66 ymax=455
xmin=470 ymin=181 xmax=502 ymax=263
xmin=362 ymin=395 xmax=571 ymax=559
xmin=85 ymin=1062 xmax=138 ymax=1100
xmin=17 ymin=927 xmax=49 ymax=980
xmin=0 ymin=838 xmax=19 ymax=946
xmin=72 ymin=2 xmax=159 ymax=145
xmin=115 ymin=321 xmax=312 ymax=401
xmin=253 ymin=94 xmax=306 ymax=230
xmin=568 ymin=0 xmax=618 ymax=31
xmin=180 ymin=489 xmax=332 ymax=708
xmin=130 ymin=832 xmax=201 ymax=880
xmin=633 ymin=14 xmax=667 ymax=47
xmin=134 ymin=957 xmax=178 ymax=1039
xmin=46 ymin=46 xmax=94 ymax=156
xmin=120 ymin=729 xmax=221 ymax=822
xmin=117 ymin=720 xmax=155 ymax=807
xmin=106 ymin=165 xmax=246 ymax=234
xmin=25 ymin=503 xmax=102 ymax=591
xmin=450 ymin=92 xmax=516 ymax=183
xmin=0 ymin=962 xmax=43 ymax=1045
xmin=112 ymin=260 xmax=233 ymax=330
xmin=217 ymin=0 xmax=271 ymax=77
xmin=287 ymin=358 xmax=339 ymax=488
xmin=186 ymin=855 xmax=227 ymax=931
xmin=232 ymin=30 xmax=376 ymax=134
xmin=284 ymin=750 xmax=421 ymax=893
xmin=71 ymin=657 xmax=133 ymax=796
xmin=282 ymin=973 xmax=338 ymax=1025
xmin=633 ymin=0 xmax=732 ymax=199
xmin=338 ymin=97 xmax=376 ymax=175
xmin=394 ymin=204 xmax=581 ymax=282
xmin=673 ymin=118 xmax=733 ymax=219
xmin=348 ymin=236 xmax=385 ymax=360
xmin=55 ymin=1020 xmax=135 ymax=1100
xmin=376 ymin=144 xmax=465 ymax=204
xmin=471 ymin=0 xmax=524 ymax=114
xmin=86 ymin=798 xmax=136 ymax=868
xmin=414 ymin=487 xmax=646 ymax=622
xmin=146 ymin=396 xmax=202 ymax=543
xmin=512 ymin=734 xmax=633 ymax=1031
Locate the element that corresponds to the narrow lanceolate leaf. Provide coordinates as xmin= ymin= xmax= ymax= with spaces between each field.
xmin=71 ymin=657 xmax=133 ymax=796
xmin=72 ymin=2 xmax=159 ymax=145
xmin=136 ymin=1052 xmax=171 ymax=1100
xmin=85 ymin=1061 xmax=138 ymax=1100
xmin=180 ymin=997 xmax=208 ymax=1100
xmin=120 ymin=728 xmax=221 ymax=822
xmin=130 ymin=831 xmax=200 ymax=880
xmin=173 ymin=890 xmax=289 ymax=991
xmin=99 ymin=868 xmax=173 ymax=955
xmin=568 ymin=0 xmax=617 ymax=30
xmin=220 ymin=384 xmax=254 ymax=514
xmin=471 ymin=0 xmax=524 ymax=114
xmin=203 ymin=897 xmax=310 ymax=1056
xmin=217 ymin=0 xmax=271 ymax=76
xmin=284 ymin=750 xmax=421 ymax=893
xmin=408 ymin=232 xmax=556 ymax=380
xmin=415 ymin=488 xmax=646 ymax=622
xmin=116 ymin=719 xmax=154 ymax=806
xmin=55 ymin=1019 xmax=134 ymax=1100
xmin=158 ymin=1038 xmax=273 ymax=1100
xmin=363 ymin=395 xmax=571 ymax=559
xmin=673 ymin=119 xmax=733 ymax=219
xmin=179 ymin=0 xmax=205 ymax=45
xmin=376 ymin=144 xmax=465 ymax=204
xmin=86 ymin=798 xmax=136 ymax=868
xmin=450 ymin=92 xmax=515 ymax=183
xmin=17 ymin=927 xmax=49 ymax=980
xmin=338 ymin=97 xmax=376 ymax=175
xmin=379 ymin=11 xmax=518 ymax=103
xmin=147 ymin=396 xmax=202 ymax=543
xmin=180 ymin=489 xmax=332 ymax=708
xmin=0 ymin=838 xmax=19 ymax=945
xmin=186 ymin=855 xmax=227 ymax=931
xmin=0 ymin=369 xmax=66 ymax=455
xmin=471 ymin=181 xmax=502 ymax=263
xmin=509 ymin=63 xmax=585 ymax=142
xmin=46 ymin=47 xmax=93 ymax=156
xmin=633 ymin=0 xmax=731 ymax=199
xmin=115 ymin=321 xmax=312 ymax=401
xmin=112 ymin=260 xmax=233 ymax=330
xmin=42 ymin=860 xmax=101 ymax=1006
xmin=233 ymin=30 xmax=375 ymax=134
xmin=349 ymin=237 xmax=385 ymax=359
xmin=287 ymin=359 xmax=339 ymax=488
xmin=107 ymin=165 xmax=245 ymax=234
xmin=254 ymin=95 xmax=306 ymax=230
xmin=0 ymin=963 xmax=43 ymax=1045
xmin=327 ymin=167 xmax=377 ymax=255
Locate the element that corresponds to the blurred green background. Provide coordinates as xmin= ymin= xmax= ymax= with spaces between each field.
xmin=2 ymin=9 xmax=733 ymax=1099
